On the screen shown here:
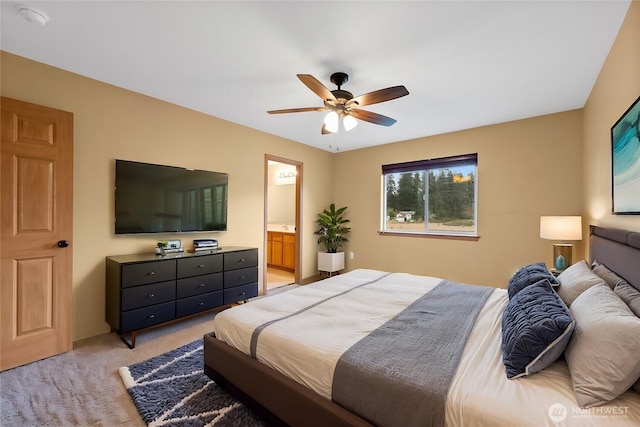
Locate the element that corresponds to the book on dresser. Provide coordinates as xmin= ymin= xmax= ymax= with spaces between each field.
xmin=193 ymin=238 xmax=218 ymax=252
xmin=105 ymin=246 xmax=258 ymax=348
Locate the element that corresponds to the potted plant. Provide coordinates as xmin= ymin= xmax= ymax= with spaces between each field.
xmin=155 ymin=240 xmax=168 ymax=255
xmin=314 ymin=204 xmax=351 ymax=274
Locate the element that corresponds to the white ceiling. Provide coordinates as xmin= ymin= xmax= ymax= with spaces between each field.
xmin=0 ymin=1 xmax=631 ymax=152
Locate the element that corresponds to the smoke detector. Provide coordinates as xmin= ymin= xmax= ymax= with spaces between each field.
xmin=16 ymin=4 xmax=49 ymax=26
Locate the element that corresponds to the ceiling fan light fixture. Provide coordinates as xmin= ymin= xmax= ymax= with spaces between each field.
xmin=343 ymin=114 xmax=358 ymax=131
xmin=323 ymin=111 xmax=339 ymax=133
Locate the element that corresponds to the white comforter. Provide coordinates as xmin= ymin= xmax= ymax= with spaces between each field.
xmin=213 ymin=269 xmax=640 ymax=427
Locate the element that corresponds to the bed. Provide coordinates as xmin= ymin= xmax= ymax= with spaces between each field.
xmin=204 ymin=225 xmax=640 ymax=426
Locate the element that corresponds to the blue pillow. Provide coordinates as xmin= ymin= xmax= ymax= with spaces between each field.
xmin=502 ymin=279 xmax=574 ymax=379
xmin=508 ymin=262 xmax=558 ymax=299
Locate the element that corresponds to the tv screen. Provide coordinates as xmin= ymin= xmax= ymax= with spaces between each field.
xmin=115 ymin=160 xmax=228 ymax=234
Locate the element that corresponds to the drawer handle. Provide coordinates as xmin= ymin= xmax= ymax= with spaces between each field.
xmin=198 ymin=264 xmax=205 ymax=268
xmin=199 ymin=283 xmax=205 ymax=287
xmin=148 ymin=271 xmax=155 ymax=276
xmin=148 ymin=294 xmax=155 ymax=298
xmin=148 ymin=314 xmax=155 ymax=319
xmin=240 ymin=275 xmax=245 ymax=279
xmin=199 ymin=302 xmax=204 ymax=306
xmin=238 ymin=259 xmax=245 ymax=263
xmin=240 ymin=292 xmax=246 ymax=296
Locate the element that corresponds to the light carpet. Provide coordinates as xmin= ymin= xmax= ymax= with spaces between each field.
xmin=1 ymin=285 xmax=298 ymax=426
xmin=119 ymin=339 xmax=267 ymax=427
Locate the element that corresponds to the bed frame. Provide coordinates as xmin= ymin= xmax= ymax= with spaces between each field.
xmin=589 ymin=225 xmax=640 ymax=290
xmin=204 ymin=225 xmax=640 ymax=426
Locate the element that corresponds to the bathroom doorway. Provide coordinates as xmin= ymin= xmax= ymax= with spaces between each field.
xmin=264 ymin=155 xmax=302 ymax=293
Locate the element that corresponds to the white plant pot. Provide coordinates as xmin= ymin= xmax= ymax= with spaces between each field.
xmin=318 ymin=252 xmax=345 ymax=273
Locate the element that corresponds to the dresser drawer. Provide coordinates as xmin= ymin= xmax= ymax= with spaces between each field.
xmin=224 ymin=267 xmax=258 ymax=288
xmin=177 ymin=254 xmax=223 ymax=278
xmin=121 ymin=280 xmax=176 ymax=311
xmin=223 ymin=283 xmax=258 ymax=305
xmin=176 ymin=291 xmax=223 ymax=318
xmin=120 ymin=301 xmax=175 ymax=333
xmin=121 ymin=261 xmax=175 ymax=288
xmin=176 ymin=273 xmax=223 ymax=299
xmin=224 ymin=250 xmax=258 ymax=271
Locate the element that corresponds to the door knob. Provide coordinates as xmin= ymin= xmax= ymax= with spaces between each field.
xmin=57 ymin=240 xmax=69 ymax=248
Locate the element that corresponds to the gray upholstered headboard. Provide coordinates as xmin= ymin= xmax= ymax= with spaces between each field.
xmin=590 ymin=225 xmax=640 ymax=291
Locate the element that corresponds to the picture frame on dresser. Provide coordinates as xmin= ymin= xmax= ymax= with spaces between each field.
xmin=611 ymin=95 xmax=640 ymax=215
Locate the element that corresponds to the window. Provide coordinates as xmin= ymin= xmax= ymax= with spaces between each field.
xmin=382 ymin=154 xmax=477 ymax=236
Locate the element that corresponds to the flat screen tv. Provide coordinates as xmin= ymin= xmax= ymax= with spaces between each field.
xmin=115 ymin=160 xmax=228 ymax=234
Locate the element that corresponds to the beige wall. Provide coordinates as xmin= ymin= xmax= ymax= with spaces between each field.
xmin=267 ymin=163 xmax=296 ymax=225
xmin=0 ymin=52 xmax=333 ymax=341
xmin=583 ymin=0 xmax=640 ymax=242
xmin=333 ymin=111 xmax=583 ymax=288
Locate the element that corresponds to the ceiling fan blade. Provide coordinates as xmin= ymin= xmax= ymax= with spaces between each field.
xmin=349 ymin=86 xmax=409 ymax=107
xmin=349 ymin=109 xmax=397 ymax=127
xmin=297 ymin=74 xmax=336 ymax=102
xmin=267 ymin=107 xmax=326 ymax=114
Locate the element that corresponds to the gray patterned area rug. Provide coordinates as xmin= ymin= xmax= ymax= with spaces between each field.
xmin=119 ymin=339 xmax=267 ymax=427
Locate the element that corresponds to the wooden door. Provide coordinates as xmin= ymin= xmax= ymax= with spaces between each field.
xmin=1 ymin=97 xmax=73 ymax=371
xmin=272 ymin=232 xmax=283 ymax=266
xmin=266 ymin=232 xmax=273 ymax=264
xmin=283 ymin=234 xmax=295 ymax=269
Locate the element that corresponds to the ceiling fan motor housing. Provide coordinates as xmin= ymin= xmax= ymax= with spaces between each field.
xmin=331 ymin=89 xmax=354 ymax=102
xmin=330 ymin=72 xmax=349 ymax=88
xmin=329 ymin=72 xmax=353 ymax=103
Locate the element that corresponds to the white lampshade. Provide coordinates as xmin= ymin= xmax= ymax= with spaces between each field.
xmin=323 ymin=111 xmax=339 ymax=133
xmin=343 ymin=114 xmax=358 ymax=131
xmin=540 ymin=216 xmax=582 ymax=241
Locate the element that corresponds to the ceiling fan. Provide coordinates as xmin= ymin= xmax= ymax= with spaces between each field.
xmin=267 ymin=72 xmax=409 ymax=135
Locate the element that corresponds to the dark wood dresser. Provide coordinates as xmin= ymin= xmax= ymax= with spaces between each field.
xmin=106 ymin=246 xmax=258 ymax=347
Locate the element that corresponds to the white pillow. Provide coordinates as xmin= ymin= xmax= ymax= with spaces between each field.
xmin=591 ymin=262 xmax=626 ymax=289
xmin=564 ymin=284 xmax=640 ymax=408
xmin=556 ymin=260 xmax=606 ymax=306
xmin=614 ymin=281 xmax=640 ymax=318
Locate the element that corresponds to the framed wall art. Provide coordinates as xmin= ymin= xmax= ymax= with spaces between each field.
xmin=611 ymin=95 xmax=640 ymax=214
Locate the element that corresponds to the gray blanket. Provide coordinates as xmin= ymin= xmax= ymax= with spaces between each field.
xmin=331 ymin=280 xmax=493 ymax=427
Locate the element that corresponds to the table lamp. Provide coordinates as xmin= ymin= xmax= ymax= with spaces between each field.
xmin=540 ymin=216 xmax=582 ymax=271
